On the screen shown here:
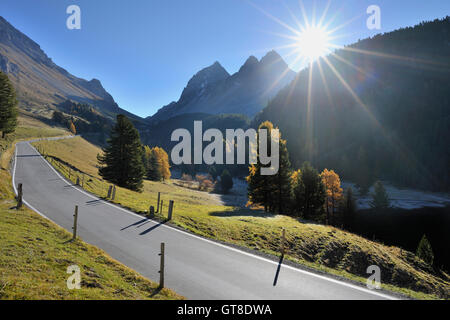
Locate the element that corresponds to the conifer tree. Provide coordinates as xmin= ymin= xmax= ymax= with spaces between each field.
xmin=220 ymin=169 xmax=233 ymax=194
xmin=0 ymin=71 xmax=18 ymax=138
xmin=271 ymin=138 xmax=292 ymax=214
xmin=293 ymin=162 xmax=326 ymax=220
xmin=147 ymin=150 xmax=162 ymax=181
xmin=97 ymin=115 xmax=145 ymax=192
xmin=370 ymin=181 xmax=390 ymax=209
xmin=342 ymin=187 xmax=357 ymax=231
xmin=247 ymin=121 xmax=277 ymax=212
xmin=416 ymin=234 xmax=434 ymax=266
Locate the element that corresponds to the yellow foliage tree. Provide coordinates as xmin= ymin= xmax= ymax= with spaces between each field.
xmin=153 ymin=146 xmax=171 ymax=181
xmin=69 ymin=121 xmax=76 ymax=135
xmin=320 ymin=169 xmax=343 ymax=225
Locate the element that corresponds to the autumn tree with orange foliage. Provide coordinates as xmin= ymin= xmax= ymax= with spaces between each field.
xmin=320 ymin=169 xmax=343 ymax=225
xmin=144 ymin=146 xmax=171 ymax=181
xmin=69 ymin=121 xmax=76 ymax=135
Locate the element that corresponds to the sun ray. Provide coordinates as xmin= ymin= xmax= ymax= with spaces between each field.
xmin=330 ymin=52 xmax=380 ymax=82
xmin=263 ymin=52 xmax=304 ymax=97
xmin=326 ymin=13 xmax=365 ymax=35
xmin=281 ymin=0 xmax=306 ymax=32
xmin=317 ymin=0 xmax=332 ymax=27
xmin=316 ymin=57 xmax=333 ymax=106
xmin=329 ymin=44 xmax=450 ymax=69
xmin=306 ymin=61 xmax=314 ymax=160
xmin=247 ymin=0 xmax=301 ymax=36
xmin=298 ymin=0 xmax=310 ymax=29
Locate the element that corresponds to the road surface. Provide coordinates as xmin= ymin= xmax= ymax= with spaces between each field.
xmin=12 ymin=141 xmax=398 ymax=300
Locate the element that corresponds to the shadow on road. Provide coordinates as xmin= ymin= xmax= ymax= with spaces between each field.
xmin=120 ymin=218 xmax=148 ymax=231
xmin=139 ymin=219 xmax=169 ymax=235
xmin=273 ymin=254 xmax=284 ymax=286
xmin=17 ymin=154 xmax=41 ymax=158
xmin=86 ymin=199 xmax=102 ymax=206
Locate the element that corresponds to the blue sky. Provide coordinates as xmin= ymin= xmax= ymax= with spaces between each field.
xmin=0 ymin=0 xmax=448 ymax=117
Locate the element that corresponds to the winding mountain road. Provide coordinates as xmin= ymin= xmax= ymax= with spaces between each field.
xmin=12 ymin=140 xmax=398 ymax=300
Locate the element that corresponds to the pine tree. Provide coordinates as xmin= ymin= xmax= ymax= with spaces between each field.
xmin=0 ymin=71 xmax=18 ymax=138
xmin=220 ymin=169 xmax=233 ymax=194
xmin=147 ymin=151 xmax=162 ymax=181
xmin=293 ymin=162 xmax=326 ymax=220
xmin=271 ymin=138 xmax=292 ymax=214
xmin=370 ymin=181 xmax=390 ymax=209
xmin=97 ymin=115 xmax=145 ymax=192
xmin=246 ymin=121 xmax=276 ymax=212
xmin=342 ymin=187 xmax=357 ymax=231
xmin=416 ymin=234 xmax=434 ymax=266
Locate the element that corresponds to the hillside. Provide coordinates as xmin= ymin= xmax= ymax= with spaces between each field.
xmin=0 ymin=117 xmax=181 ymax=299
xmin=148 ymin=51 xmax=296 ymax=122
xmin=253 ymin=17 xmax=450 ymax=192
xmin=31 ymin=136 xmax=450 ymax=299
xmin=0 ymin=16 xmax=142 ymax=123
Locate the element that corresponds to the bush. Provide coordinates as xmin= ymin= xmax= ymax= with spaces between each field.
xmin=416 ymin=234 xmax=434 ymax=266
xmin=220 ymin=170 xmax=233 ymax=194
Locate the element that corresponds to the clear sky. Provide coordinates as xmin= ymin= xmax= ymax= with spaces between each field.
xmin=0 ymin=0 xmax=448 ymax=117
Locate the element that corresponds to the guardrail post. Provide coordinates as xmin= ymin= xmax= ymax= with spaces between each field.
xmin=107 ymin=185 xmax=113 ymax=199
xmin=112 ymin=186 xmax=116 ymax=200
xmin=149 ymin=206 xmax=155 ymax=218
xmin=72 ymin=205 xmax=79 ymax=240
xmin=168 ymin=200 xmax=174 ymax=220
xmin=156 ymin=192 xmax=161 ymax=213
xmin=17 ymin=183 xmax=23 ymax=209
xmin=281 ymin=228 xmax=286 ymax=255
xmin=76 ymin=177 xmax=80 ymax=186
xmin=159 ymin=242 xmax=165 ymax=288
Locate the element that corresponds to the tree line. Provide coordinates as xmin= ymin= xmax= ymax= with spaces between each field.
xmin=247 ymin=121 xmax=391 ymax=228
xmin=0 ymin=71 xmax=18 ymax=139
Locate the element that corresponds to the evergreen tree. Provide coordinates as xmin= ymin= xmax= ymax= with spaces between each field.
xmin=246 ymin=121 xmax=276 ymax=212
xmin=0 ymin=71 xmax=18 ymax=138
xmin=147 ymin=151 xmax=162 ymax=181
xmin=416 ymin=234 xmax=434 ymax=266
xmin=97 ymin=115 xmax=145 ymax=192
xmin=271 ymin=138 xmax=292 ymax=214
xmin=208 ymin=166 xmax=219 ymax=182
xmin=342 ymin=187 xmax=357 ymax=231
xmin=220 ymin=169 xmax=233 ymax=194
xmin=370 ymin=181 xmax=390 ymax=209
xmin=293 ymin=162 xmax=326 ymax=220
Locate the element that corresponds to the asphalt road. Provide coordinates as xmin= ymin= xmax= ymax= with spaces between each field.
xmin=12 ymin=141 xmax=398 ymax=300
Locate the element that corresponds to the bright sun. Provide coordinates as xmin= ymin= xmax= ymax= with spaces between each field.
xmin=296 ymin=26 xmax=331 ymax=62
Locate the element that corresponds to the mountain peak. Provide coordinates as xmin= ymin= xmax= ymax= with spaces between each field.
xmin=178 ymin=61 xmax=230 ymax=104
xmin=260 ymin=50 xmax=283 ymax=65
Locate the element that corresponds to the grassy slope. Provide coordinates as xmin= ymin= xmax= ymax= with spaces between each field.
xmin=32 ymin=136 xmax=450 ymax=300
xmin=0 ymin=116 xmax=182 ymax=300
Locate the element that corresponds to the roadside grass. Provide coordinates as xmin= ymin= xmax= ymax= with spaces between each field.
xmin=32 ymin=136 xmax=450 ymax=300
xmin=0 ymin=118 xmax=182 ymax=300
